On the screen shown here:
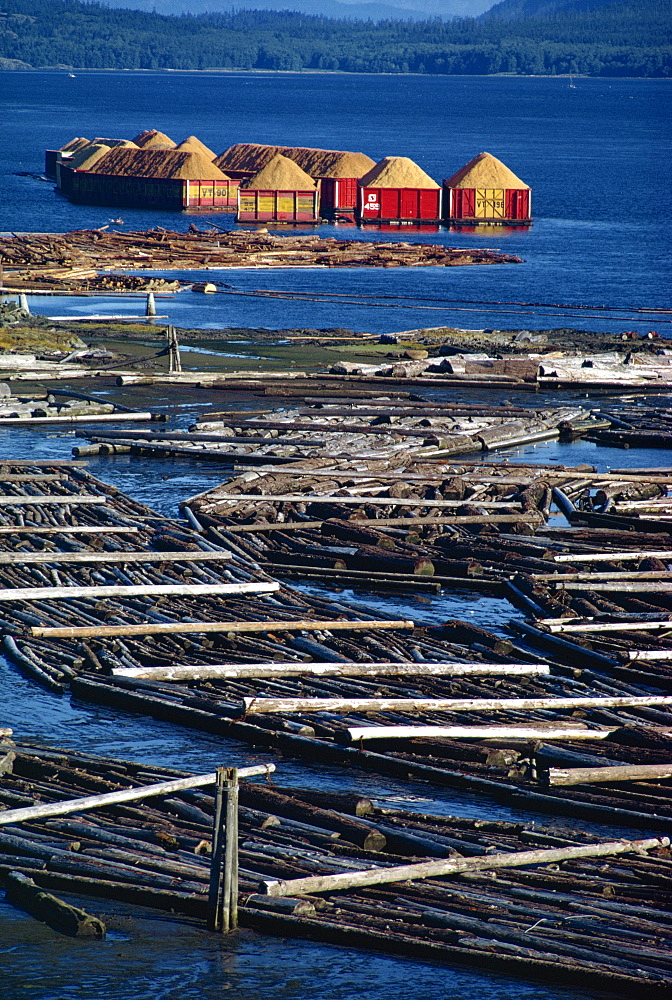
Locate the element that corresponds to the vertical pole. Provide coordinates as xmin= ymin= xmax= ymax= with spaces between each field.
xmin=207 ymin=767 xmax=226 ymax=931
xmin=221 ymin=766 xmax=239 ymax=932
xmin=166 ymin=325 xmax=182 ymax=374
xmin=19 ymin=293 xmax=30 ymax=315
xmin=145 ymin=292 xmax=156 ymax=317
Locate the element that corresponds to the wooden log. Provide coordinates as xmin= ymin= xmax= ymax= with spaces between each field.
xmin=31 ymin=618 xmax=415 ymax=640
xmin=242 ymin=694 xmax=672 ymax=715
xmin=260 ymin=836 xmax=669 ymax=897
xmin=547 ymin=763 xmax=672 ymax=786
xmin=0 ymin=763 xmax=275 ymax=827
xmin=0 ymin=526 xmax=139 ymax=536
xmin=221 ymin=514 xmax=540 ymax=534
xmin=555 ymin=582 xmax=672 ymax=592
xmin=544 ymin=620 xmax=672 ymax=634
xmin=0 ymin=550 xmax=232 ymax=566
xmin=0 ymin=412 xmax=156 ymax=425
xmin=206 ymin=494 xmax=521 ymax=509
xmin=111 ymin=662 xmax=550 ymax=682
xmin=0 ymin=581 xmax=279 ymax=602
xmin=628 ymin=650 xmax=672 ymax=661
xmin=0 ymin=495 xmax=106 ymax=506
xmin=5 ymin=871 xmax=106 ymax=938
xmin=0 ymin=460 xmax=88 ymax=467
xmin=344 ymin=726 xmax=613 ymax=742
xmin=0 ymin=475 xmax=63 ymax=482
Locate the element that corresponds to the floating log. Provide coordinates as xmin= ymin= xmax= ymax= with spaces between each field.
xmin=111 ymin=662 xmax=550 ymax=682
xmin=0 ymin=581 xmax=279 ymax=603
xmin=0 ymin=763 xmax=275 ymax=827
xmin=344 ymin=726 xmax=613 ymax=742
xmin=31 ymin=618 xmax=415 ymax=639
xmin=242 ymin=694 xmax=672 ymax=715
xmin=5 ymin=871 xmax=106 ymax=938
xmin=208 ymin=494 xmax=522 ymax=510
xmin=0 ymin=495 xmax=107 ymax=506
xmin=0 ymin=412 xmax=157 ymax=426
xmin=547 ymin=764 xmax=672 ymax=786
xmin=0 ymin=526 xmax=139 ymax=536
xmin=0 ymin=551 xmax=232 ymax=566
xmin=260 ymin=836 xmax=669 ymax=897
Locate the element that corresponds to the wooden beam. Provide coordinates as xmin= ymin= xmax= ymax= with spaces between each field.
xmin=543 ymin=620 xmax=672 ymax=634
xmin=0 ymin=763 xmax=275 ymax=827
xmin=0 ymin=550 xmax=231 ymax=566
xmin=345 ymin=725 xmax=613 ymax=742
xmin=0 ymin=526 xmax=139 ymax=536
xmin=222 ymin=513 xmax=540 ymax=534
xmin=207 ymin=494 xmax=523 ymax=509
xmin=111 ymin=662 xmax=550 ymax=682
xmin=554 ymin=550 xmax=672 ymax=564
xmin=548 ymin=763 xmax=672 ymax=786
xmin=260 ymin=837 xmax=669 ymax=897
xmin=0 ymin=495 xmax=106 ymax=506
xmin=0 ymin=475 xmax=63 ymax=482
xmin=0 ymin=412 xmax=155 ymax=426
xmin=0 ymin=581 xmax=277 ymax=603
xmin=31 ymin=617 xmax=415 ymax=639
xmin=242 ymin=694 xmax=672 ymax=715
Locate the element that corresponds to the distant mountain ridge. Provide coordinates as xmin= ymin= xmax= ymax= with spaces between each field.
xmin=1 ymin=0 xmax=670 ymax=75
xmin=483 ymin=0 xmax=635 ymax=19
xmin=97 ymin=0 xmax=496 ymax=23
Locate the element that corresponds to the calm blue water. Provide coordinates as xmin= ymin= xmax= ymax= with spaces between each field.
xmin=2 ymin=72 xmax=671 ymax=335
xmin=0 ymin=71 xmax=669 ymax=999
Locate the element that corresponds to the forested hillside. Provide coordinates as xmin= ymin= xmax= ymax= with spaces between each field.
xmin=0 ymin=0 xmax=670 ymax=76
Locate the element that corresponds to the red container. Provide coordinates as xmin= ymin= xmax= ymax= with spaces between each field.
xmin=319 ymin=177 xmax=360 ymax=217
xmin=358 ymin=187 xmax=442 ymax=224
xmin=237 ymin=189 xmax=319 ymax=223
xmin=445 ymin=185 xmax=531 ymax=224
xmin=185 ymin=178 xmax=239 ymax=210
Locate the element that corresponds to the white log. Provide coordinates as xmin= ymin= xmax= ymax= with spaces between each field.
xmin=111 ymin=662 xmax=550 ymax=682
xmin=0 ymin=550 xmax=231 ymax=566
xmin=0 ymin=764 xmax=275 ymax=826
xmin=208 ymin=494 xmax=523 ymax=509
xmin=31 ymin=617 xmax=415 ymax=639
xmin=0 ymin=728 xmax=13 ymax=737
xmin=345 ymin=725 xmax=612 ymax=742
xmin=0 ymin=412 xmax=155 ymax=425
xmin=544 ymin=620 xmax=672 ymax=634
xmin=261 ymin=837 xmax=669 ymax=897
xmin=548 ymin=763 xmax=672 ymax=786
xmin=554 ymin=550 xmax=672 ymax=563
xmin=0 ymin=526 xmax=139 ymax=535
xmin=0 ymin=581 xmax=279 ymax=602
xmin=537 ymin=571 xmax=672 ymax=582
xmin=242 ymin=694 xmax=672 ymax=715
xmin=554 ymin=582 xmax=672 ymax=592
xmin=628 ymin=650 xmax=672 ymax=661
xmin=0 ymin=495 xmax=106 ymax=506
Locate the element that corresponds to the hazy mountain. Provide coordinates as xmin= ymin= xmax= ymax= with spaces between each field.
xmin=97 ymin=0 xmax=497 ymax=23
xmin=483 ymin=0 xmax=638 ymax=20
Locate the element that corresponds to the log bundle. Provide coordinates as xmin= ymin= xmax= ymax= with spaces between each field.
xmin=0 ymin=737 xmax=670 ymax=994
xmin=0 ymin=229 xmax=522 ymax=292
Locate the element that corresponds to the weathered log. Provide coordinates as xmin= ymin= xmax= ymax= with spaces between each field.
xmin=344 ymin=726 xmax=612 ymax=742
xmin=242 ymin=694 xmax=672 ymax=715
xmin=0 ymin=764 xmax=275 ymax=826
xmin=110 ymin=662 xmax=550 ymax=682
xmin=31 ymin=618 xmax=415 ymax=639
xmin=5 ymin=871 xmax=106 ymax=938
xmin=0 ymin=581 xmax=278 ymax=602
xmin=260 ymin=836 xmax=669 ymax=897
xmin=0 ymin=550 xmax=231 ymax=565
xmin=547 ymin=763 xmax=672 ymax=786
